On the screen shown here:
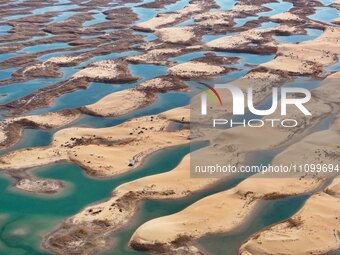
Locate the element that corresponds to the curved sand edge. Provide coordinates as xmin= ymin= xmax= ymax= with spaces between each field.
xmin=0 ymin=110 xmax=81 ymax=150
xmin=42 ymin=152 xmax=218 ymax=254
xmin=128 ymin=116 xmax=340 ymax=254
xmin=239 ymin=182 xmax=340 ymax=255
xmin=0 ymin=107 xmax=190 ymax=177
xmin=81 ymin=76 xmax=189 ymax=117
xmin=127 ymin=69 xmax=340 ymax=252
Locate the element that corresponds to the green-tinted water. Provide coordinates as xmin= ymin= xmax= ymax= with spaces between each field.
xmin=0 ymin=144 xmax=201 ymax=254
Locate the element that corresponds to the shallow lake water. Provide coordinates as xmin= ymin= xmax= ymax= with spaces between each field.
xmin=0 ymin=0 xmax=339 ymax=254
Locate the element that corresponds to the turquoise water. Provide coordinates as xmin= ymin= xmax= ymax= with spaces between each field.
xmin=50 ymin=11 xmax=77 ymax=23
xmin=309 ymin=7 xmax=340 ymax=24
xmin=214 ymin=0 xmax=235 ymax=11
xmin=259 ymin=21 xmax=278 ymax=29
xmin=0 ymin=68 xmax=18 ymax=81
xmin=0 ymin=53 xmax=18 ymax=62
xmin=259 ymin=1 xmax=293 ymax=17
xmin=133 ymin=31 xmax=157 ymax=42
xmin=326 ymin=55 xmax=340 ymax=72
xmin=0 ymin=144 xmax=202 ymax=254
xmin=202 ymin=34 xmax=226 ymax=43
xmin=317 ymin=0 xmax=333 ymax=5
xmin=234 ymin=16 xmax=258 ymax=27
xmin=273 ymin=28 xmax=323 ymax=43
xmin=19 ymin=43 xmax=70 ymax=54
xmin=198 ymin=195 xmax=309 ymax=255
xmin=0 ymin=25 xmax=11 ymax=36
xmin=174 ymin=18 xmax=195 ymax=26
xmin=133 ymin=7 xmax=158 ymax=23
xmin=162 ymin=0 xmax=190 ymax=12
xmin=83 ymin=12 xmax=107 ymax=26
xmin=32 ymin=4 xmax=79 ymax=15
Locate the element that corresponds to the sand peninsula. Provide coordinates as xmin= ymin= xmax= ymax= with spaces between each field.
xmin=0 ymin=110 xmax=81 ymax=151
xmin=42 ymin=152 xmax=218 ymax=254
xmin=126 ymin=71 xmax=340 ymax=254
xmin=0 ymin=75 xmax=188 ymax=150
xmin=129 ymin=116 xmax=340 ymax=254
xmin=41 ymin=67 xmax=340 ymax=254
xmin=0 ymin=107 xmax=190 ymax=193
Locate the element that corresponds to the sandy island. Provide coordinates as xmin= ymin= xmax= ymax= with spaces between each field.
xmin=0 ymin=107 xmax=190 ymax=178
xmin=81 ymin=76 xmax=189 ymax=117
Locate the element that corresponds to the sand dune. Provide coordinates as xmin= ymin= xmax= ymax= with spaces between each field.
xmin=155 ymin=27 xmax=198 ymax=44
xmin=128 ymin=69 xmax=340 ymax=252
xmin=129 ymin=116 xmax=340 ymax=253
xmin=81 ymin=76 xmax=188 ymax=117
xmin=0 ymin=107 xmax=190 ymax=177
xmin=135 ymin=0 xmax=216 ymax=31
xmin=43 ymin=152 xmax=218 ymax=254
xmin=261 ymin=27 xmax=340 ymax=75
xmin=240 ymin=188 xmax=340 ymax=255
xmin=73 ymin=59 xmax=138 ymax=83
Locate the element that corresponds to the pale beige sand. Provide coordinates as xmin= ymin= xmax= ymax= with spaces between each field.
xmin=168 ymin=61 xmax=226 ymax=78
xmin=194 ymin=11 xmax=233 ymax=26
xmin=136 ymin=2 xmax=204 ymax=31
xmin=130 ymin=119 xmax=340 ymax=252
xmin=0 ymin=107 xmax=190 ymax=177
xmin=159 ymin=106 xmax=190 ymax=122
xmin=125 ymin=48 xmax=181 ymax=65
xmin=155 ymin=27 xmax=197 ymax=44
xmin=131 ymin=190 xmax=259 ymax=249
xmin=273 ymin=116 xmax=340 ymax=173
xmin=7 ymin=112 xmax=80 ymax=128
xmin=209 ymin=98 xmax=331 ymax=153
xmin=82 ymin=89 xmax=149 ymax=117
xmin=326 ymin=178 xmax=340 ymax=196
xmin=261 ymin=27 xmax=340 ymax=75
xmin=231 ymin=3 xmax=264 ymax=13
xmin=194 ymin=3 xmax=268 ymax=27
xmin=206 ymin=25 xmax=298 ymax=50
xmin=270 ymin=12 xmax=303 ymax=22
xmin=0 ymin=111 xmax=80 ymax=149
xmin=45 ymin=55 xmax=83 ymax=65
xmin=129 ymin=77 xmax=340 ymax=252
xmin=313 ymin=72 xmax=340 ymax=103
xmin=239 ymin=191 xmax=340 ymax=255
xmin=42 ymin=115 xmax=216 ymax=253
xmin=130 ymin=174 xmax=325 ymax=251
xmin=262 ymin=56 xmax=319 ymax=75
xmin=0 ymin=128 xmax=6 ymax=144
xmin=72 ymin=153 xmax=216 ymax=225
xmin=82 ymin=77 xmax=188 ymax=117
xmin=21 ymin=63 xmax=50 ymax=75
xmin=332 ymin=17 xmax=340 ymax=25
xmin=73 ymin=59 xmax=137 ymax=82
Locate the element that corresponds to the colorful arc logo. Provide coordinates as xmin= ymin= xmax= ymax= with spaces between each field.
xmin=197 ymin=82 xmax=223 ymax=106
